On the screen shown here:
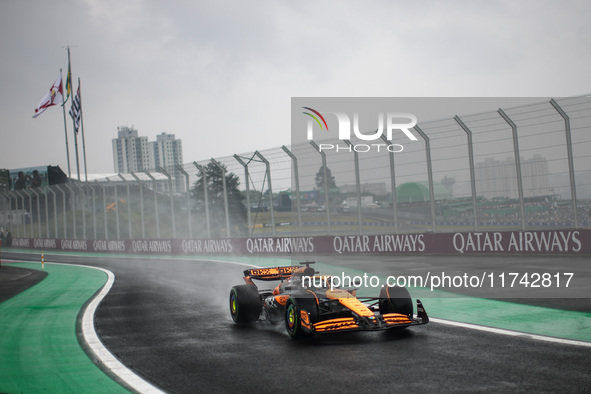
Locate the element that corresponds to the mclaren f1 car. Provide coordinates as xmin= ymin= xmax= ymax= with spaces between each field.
xmin=229 ymin=262 xmax=428 ymax=338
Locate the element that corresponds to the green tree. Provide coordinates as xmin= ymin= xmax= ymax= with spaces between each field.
xmin=192 ymin=162 xmax=247 ymax=237
xmin=315 ymin=165 xmax=336 ymax=190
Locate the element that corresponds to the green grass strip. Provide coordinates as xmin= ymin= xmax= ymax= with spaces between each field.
xmin=0 ymin=262 xmax=129 ymax=394
xmin=4 ymin=250 xmax=591 ymax=344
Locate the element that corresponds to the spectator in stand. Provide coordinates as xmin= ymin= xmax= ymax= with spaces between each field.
xmin=14 ymin=172 xmax=27 ymax=190
xmin=31 ymin=170 xmax=42 ymax=188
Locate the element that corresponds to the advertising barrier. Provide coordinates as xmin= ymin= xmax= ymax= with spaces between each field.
xmin=8 ymin=229 xmax=591 ymax=256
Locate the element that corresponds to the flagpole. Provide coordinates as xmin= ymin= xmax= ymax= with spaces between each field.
xmin=72 ymin=106 xmax=81 ymax=183
xmin=78 ymin=77 xmax=88 ymax=182
xmin=60 ymin=68 xmax=72 ymax=180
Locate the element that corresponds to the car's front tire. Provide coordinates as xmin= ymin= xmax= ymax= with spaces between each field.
xmin=229 ymin=285 xmax=262 ymax=324
xmin=379 ymin=285 xmax=413 ymax=318
xmin=285 ymin=297 xmax=318 ymax=339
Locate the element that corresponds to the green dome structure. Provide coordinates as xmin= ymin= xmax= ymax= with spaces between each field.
xmin=396 ymin=181 xmax=451 ymax=203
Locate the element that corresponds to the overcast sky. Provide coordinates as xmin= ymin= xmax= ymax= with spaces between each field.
xmin=0 ymin=0 xmax=589 ymax=176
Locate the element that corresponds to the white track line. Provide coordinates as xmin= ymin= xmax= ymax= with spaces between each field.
xmin=429 ymin=317 xmax=591 ymax=348
xmin=55 ymin=262 xmax=166 ymax=394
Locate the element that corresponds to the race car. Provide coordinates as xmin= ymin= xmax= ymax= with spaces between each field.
xmin=229 ymin=262 xmax=428 ymax=338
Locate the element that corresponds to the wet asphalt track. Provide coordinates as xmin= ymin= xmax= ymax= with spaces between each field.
xmin=4 ymin=252 xmax=591 ymax=393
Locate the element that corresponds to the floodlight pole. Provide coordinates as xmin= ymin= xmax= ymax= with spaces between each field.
xmin=413 ymin=125 xmax=437 ymax=233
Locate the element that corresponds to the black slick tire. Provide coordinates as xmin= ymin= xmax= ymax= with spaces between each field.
xmin=229 ymin=285 xmax=262 ymax=324
xmin=379 ymin=285 xmax=413 ymax=318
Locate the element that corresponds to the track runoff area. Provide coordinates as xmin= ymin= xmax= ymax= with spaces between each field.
xmin=0 ymin=260 xmax=164 ymax=394
xmin=0 ymin=252 xmax=590 ymax=392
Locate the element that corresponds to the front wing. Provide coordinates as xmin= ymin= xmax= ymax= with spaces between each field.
xmin=302 ymin=299 xmax=429 ymax=335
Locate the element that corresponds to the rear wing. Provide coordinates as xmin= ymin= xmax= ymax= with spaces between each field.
xmin=243 ymin=266 xmax=299 ymax=281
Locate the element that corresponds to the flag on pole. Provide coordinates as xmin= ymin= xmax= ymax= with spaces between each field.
xmin=63 ymin=59 xmax=72 ymax=105
xmin=32 ymin=72 xmax=64 ymax=118
xmin=69 ymin=84 xmax=81 ymax=133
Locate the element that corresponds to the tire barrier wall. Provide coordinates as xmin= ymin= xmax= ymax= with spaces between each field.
xmin=8 ymin=228 xmax=590 ymax=256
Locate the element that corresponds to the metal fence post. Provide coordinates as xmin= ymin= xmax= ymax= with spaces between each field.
xmin=176 ymin=165 xmax=193 ymax=239
xmin=144 ymin=171 xmax=160 ymax=239
xmin=74 ymin=183 xmax=87 ymax=240
xmin=158 ymin=167 xmax=176 ymax=239
xmin=310 ymin=140 xmax=331 ymax=235
xmin=549 ymin=99 xmax=579 ymax=228
xmin=64 ymin=183 xmax=77 ymax=239
xmin=118 ymin=174 xmax=133 ymax=239
xmin=55 ymin=185 xmax=67 ymax=239
xmin=254 ymin=151 xmax=275 ymax=237
xmin=233 ymin=155 xmax=253 ymax=236
xmin=7 ymin=192 xmax=15 ymax=236
xmin=193 ymin=162 xmax=211 ymax=239
xmin=380 ymin=135 xmax=399 ymax=234
xmin=413 ymin=125 xmax=437 ymax=233
xmin=281 ymin=145 xmax=303 ymax=236
xmin=106 ymin=178 xmax=120 ymax=240
xmin=13 ymin=191 xmax=24 ymax=237
xmin=131 ymin=173 xmax=146 ymax=239
xmin=344 ymin=140 xmax=363 ymax=235
xmin=97 ymin=181 xmax=108 ymax=240
xmin=89 ymin=184 xmax=97 ymax=240
xmin=498 ymin=108 xmax=526 ymax=231
xmin=211 ymin=158 xmax=231 ymax=238
xmin=47 ymin=186 xmax=58 ymax=238
xmin=19 ymin=190 xmax=27 ymax=238
xmin=454 ymin=115 xmax=479 ymax=231
xmin=43 ymin=187 xmax=49 ymax=237
xmin=29 ymin=188 xmax=42 ymax=238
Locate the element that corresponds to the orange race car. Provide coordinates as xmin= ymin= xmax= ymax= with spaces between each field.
xmin=229 ymin=262 xmax=429 ymax=339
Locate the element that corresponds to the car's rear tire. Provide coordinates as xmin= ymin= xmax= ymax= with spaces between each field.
xmin=230 ymin=285 xmax=262 ymax=324
xmin=379 ymin=285 xmax=413 ymax=318
xmin=285 ymin=297 xmax=318 ymax=339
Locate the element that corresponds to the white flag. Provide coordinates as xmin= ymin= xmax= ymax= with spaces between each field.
xmin=33 ymin=72 xmax=64 ymax=118
xmin=69 ymin=84 xmax=81 ymax=133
